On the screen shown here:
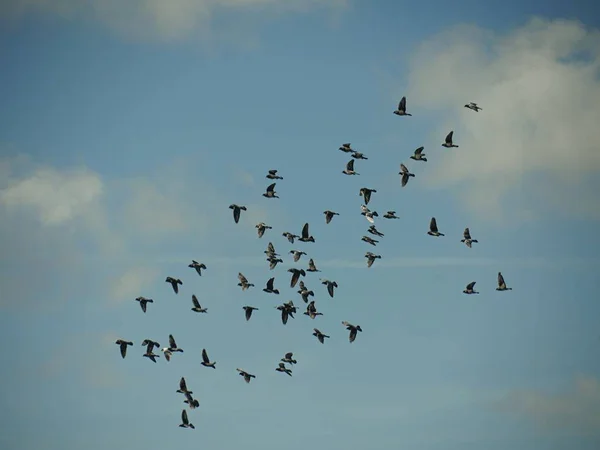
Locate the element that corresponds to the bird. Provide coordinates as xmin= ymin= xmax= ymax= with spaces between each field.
xmin=142 ymin=339 xmax=160 ymax=363
xmin=323 ymin=210 xmax=339 ymax=224
xmin=342 ymin=159 xmax=359 ymax=175
xmin=410 ymin=146 xmax=427 ymax=162
xmin=162 ymin=347 xmax=173 ymax=362
xmin=165 ymin=277 xmax=183 ymax=294
xmin=307 ymin=258 xmax=320 ymax=273
xmin=342 ymin=321 xmax=363 ymax=343
xmin=463 ymin=281 xmax=479 ymax=294
xmin=275 ymin=362 xmax=292 ymax=376
xmin=398 ymin=163 xmax=415 ymax=187
xmin=237 ymin=272 xmax=255 ymax=291
xmin=267 ymin=257 xmax=283 ymax=270
xmin=359 ymin=187 xmax=377 ymax=205
xmin=276 ymin=301 xmax=297 ymax=325
xmin=312 ymin=328 xmax=330 ymax=344
xmin=168 ymin=334 xmax=184 ymax=353
xmin=365 ymin=252 xmax=381 ymax=268
xmin=351 ymin=151 xmax=368 ymax=160
xmin=183 ymin=391 xmax=199 ymax=409
xmin=298 ymin=222 xmax=315 ymax=243
xmin=297 ymin=281 xmax=314 ymax=303
xmin=188 ymin=260 xmax=206 ymax=276
xmin=229 ymin=204 xmax=247 ymax=223
xmin=361 ymin=206 xmax=379 ymax=224
xmin=179 ymin=409 xmax=195 ymax=429
xmin=200 ymin=348 xmax=216 ymax=368
xmin=465 ymin=102 xmax=482 ymax=112
xmin=115 ymin=339 xmax=133 ymax=359
xmin=264 ymin=242 xmax=279 ymax=258
xmin=320 ymin=279 xmax=338 ymax=298
xmin=339 ymin=143 xmax=354 ymax=153
xmin=289 ymin=250 xmax=307 ymax=262
xmin=266 ymin=169 xmax=283 ymax=180
xmin=304 ymin=300 xmax=323 ymax=319
xmin=368 ymin=225 xmax=384 ymax=237
xmin=263 ymin=182 xmax=279 ymax=198
xmin=287 ymin=268 xmax=306 ymax=289
xmin=190 ymin=295 xmax=207 ymax=313
xmin=393 ymin=96 xmax=412 ymax=116
xmin=427 ymin=217 xmax=445 ymax=237
xmin=176 ymin=376 xmax=192 ymax=395
xmin=383 ymin=211 xmax=399 ymax=219
xmin=263 ymin=277 xmax=280 ymax=294
xmin=243 ymin=306 xmax=258 ymax=321
xmin=135 ymin=296 xmax=153 ymax=313
xmin=442 ymin=131 xmax=459 ymax=148
xmin=255 ymin=222 xmax=272 ymax=238
xmin=281 ymin=352 xmax=297 ymax=365
xmin=237 ymin=368 xmax=256 ymax=383
xmin=496 ymin=272 xmax=513 ymax=291
xmin=461 ymin=227 xmax=479 ymax=248
xmin=361 ymin=236 xmax=378 ymax=246
xmin=282 ymin=231 xmax=299 ymax=244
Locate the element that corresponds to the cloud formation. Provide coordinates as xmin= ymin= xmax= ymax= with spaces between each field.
xmin=405 ymin=18 xmax=600 ymax=223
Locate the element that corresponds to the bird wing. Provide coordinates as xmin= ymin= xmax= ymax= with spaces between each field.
xmin=327 ymin=282 xmax=335 ymax=298
xmin=119 ymin=342 xmax=127 ymax=358
xmin=430 ymin=217 xmax=438 ymax=232
xmin=266 ymin=277 xmax=274 ymax=290
xmin=400 ymin=163 xmax=408 ymax=173
xmin=346 ymin=159 xmax=355 ymax=171
xmin=349 ymin=328 xmax=357 ymax=343
xmin=191 ymin=294 xmax=201 ymax=308
xmin=266 ymin=182 xmax=276 ymax=192
xmin=301 ymin=222 xmax=309 ymax=239
xmin=464 ymin=228 xmax=471 ymax=239
xmin=169 ymin=334 xmax=177 ymax=348
xmin=182 ymin=409 xmax=189 ymax=424
xmin=238 ymin=272 xmax=248 ymax=284
xmin=414 ymin=146 xmax=424 ymax=155
xmin=399 ymin=96 xmax=406 ymax=111
xmin=244 ymin=307 xmax=253 ymax=321
xmin=401 ymin=172 xmax=409 ymax=187
xmin=445 ymin=131 xmax=454 ymax=143
xmin=202 ymin=348 xmax=210 ymax=364
xmin=466 ymin=281 xmax=476 ymax=290
xmin=233 ymin=206 xmax=241 ymax=223
xmin=180 ymin=377 xmax=188 ymax=392
xmin=498 ymin=272 xmax=506 ymax=288
xmin=267 ymin=242 xmax=275 ymax=254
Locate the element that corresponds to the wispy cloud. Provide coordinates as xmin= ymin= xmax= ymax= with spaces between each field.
xmin=402 ymin=18 xmax=600 ymax=223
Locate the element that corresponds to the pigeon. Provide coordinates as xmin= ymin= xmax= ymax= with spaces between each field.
xmin=463 ymin=281 xmax=479 ymax=294
xmin=442 ymin=131 xmax=459 ymax=148
xmin=365 ymin=252 xmax=381 ymax=268
xmin=312 ymin=328 xmax=330 ymax=344
xmin=339 ymin=143 xmax=354 ymax=153
xmin=496 ymin=272 xmax=513 ymax=291
xmin=368 ymin=225 xmax=384 ymax=237
xmin=263 ymin=277 xmax=280 ymax=294
xmin=255 ymin=222 xmax=272 ymax=238
xmin=267 ymin=257 xmax=283 ymax=270
xmin=162 ymin=348 xmax=173 ymax=362
xmin=342 ymin=159 xmax=359 ymax=175
xmin=361 ymin=236 xmax=378 ymax=246
xmin=266 ymin=169 xmax=283 ymax=180
xmin=289 ymin=250 xmax=307 ymax=262
xmin=323 ymin=210 xmax=339 ymax=224
xmin=275 ymin=362 xmax=292 ymax=376
xmin=342 ymin=321 xmax=363 ymax=343
xmin=229 ymin=204 xmax=247 ymax=223
xmin=297 ymin=281 xmax=314 ymax=303
xmin=188 ymin=260 xmax=206 ymax=276
xmin=465 ymin=102 xmax=482 ymax=112
xmin=320 ymin=279 xmax=338 ymax=298
xmin=264 ymin=242 xmax=279 ymax=258
xmin=461 ymin=227 xmax=479 ymax=248
xmin=176 ymin=376 xmax=192 ymax=395
xmin=359 ymin=187 xmax=377 ymax=205
xmin=398 ymin=163 xmax=415 ymax=187
xmin=410 ymin=146 xmax=427 ymax=162
xmin=427 ymin=217 xmax=445 ymax=237
xmin=351 ymin=151 xmax=368 ymax=160
xmin=168 ymin=334 xmax=184 ymax=353
xmin=281 ymin=352 xmax=297 ymax=365
xmin=165 ymin=277 xmax=183 ymax=294
xmin=383 ymin=211 xmax=399 ymax=219
xmin=298 ymin=223 xmax=315 ymax=243
xmin=393 ymin=96 xmax=412 ymax=116
xmin=287 ymin=268 xmax=306 ymax=289
xmin=191 ymin=295 xmax=207 ymax=313
xmin=142 ymin=339 xmax=160 ymax=363
xmin=237 ymin=273 xmax=255 ymax=291
xmin=183 ymin=391 xmax=199 ymax=409
xmin=307 ymin=258 xmax=320 ymax=273
xmin=115 ymin=339 xmax=133 ymax=359
xmin=237 ymin=368 xmax=256 ymax=383
xmin=179 ymin=409 xmax=195 ymax=429
xmin=276 ymin=301 xmax=297 ymax=325
xmin=135 ymin=296 xmax=153 ymax=313
xmin=263 ymin=183 xmax=279 ymax=199
xmin=304 ymin=300 xmax=323 ymax=319
xmin=201 ymin=348 xmax=216 ymax=369
xmin=243 ymin=306 xmax=258 ymax=321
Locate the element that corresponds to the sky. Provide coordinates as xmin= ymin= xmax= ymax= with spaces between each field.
xmin=1 ymin=1 xmax=600 ymax=449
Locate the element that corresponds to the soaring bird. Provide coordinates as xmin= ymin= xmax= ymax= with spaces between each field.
xmin=191 ymin=295 xmax=207 ymax=313
xmin=307 ymin=258 xmax=320 ymax=273
xmin=463 ymin=281 xmax=479 ymax=294
xmin=243 ymin=306 xmax=258 ymax=321
xmin=442 ymin=131 xmax=459 ymax=148
xmin=263 ymin=277 xmax=280 ymax=295
xmin=229 ymin=204 xmax=247 ymax=223
xmin=496 ymin=272 xmax=513 ymax=291
xmin=115 ymin=339 xmax=133 ymax=359
xmin=393 ymin=96 xmax=412 ymax=116
xmin=179 ymin=409 xmax=195 ymax=429
xmin=263 ymin=183 xmax=279 ymax=198
xmin=342 ymin=159 xmax=359 ymax=175
xmin=255 ymin=222 xmax=272 ymax=238
xmin=135 ymin=296 xmax=153 ymax=313
xmin=188 ymin=260 xmax=206 ymax=276
xmin=237 ymin=368 xmax=256 ymax=383
xmin=359 ymin=187 xmax=377 ymax=205
xmin=266 ymin=169 xmax=283 ymax=180
xmin=399 ymin=163 xmax=415 ymax=187
xmin=281 ymin=352 xmax=297 ymax=365
xmin=342 ymin=321 xmax=363 ymax=343
xmin=461 ymin=227 xmax=479 ymax=248
xmin=287 ymin=268 xmax=306 ymax=289
xmin=323 ymin=210 xmax=339 ymax=224
xmin=298 ymin=222 xmax=315 ymax=243
xmin=165 ymin=277 xmax=183 ymax=294
xmin=275 ymin=362 xmax=292 ymax=376
xmin=410 ymin=146 xmax=427 ymax=162
xmin=312 ymin=328 xmax=330 ymax=344
xmin=365 ymin=252 xmax=381 ymax=268
xmin=320 ymin=279 xmax=338 ymax=298
xmin=237 ymin=272 xmax=255 ymax=291
xmin=427 ymin=217 xmax=445 ymax=237
xmin=201 ymin=348 xmax=216 ymax=368
xmin=465 ymin=102 xmax=482 ymax=112
xmin=289 ymin=250 xmax=307 ymax=262
xmin=168 ymin=334 xmax=184 ymax=353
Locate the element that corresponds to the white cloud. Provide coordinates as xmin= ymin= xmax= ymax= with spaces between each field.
xmin=404 ymin=18 xmax=600 ymax=223
xmin=109 ymin=266 xmax=159 ymax=303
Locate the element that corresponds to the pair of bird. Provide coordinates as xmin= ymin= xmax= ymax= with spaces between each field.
xmin=462 ymin=273 xmax=512 ymax=294
xmin=338 ymin=143 xmax=368 ymax=160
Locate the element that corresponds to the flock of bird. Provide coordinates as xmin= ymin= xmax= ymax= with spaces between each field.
xmin=114 ymin=98 xmax=513 ymax=430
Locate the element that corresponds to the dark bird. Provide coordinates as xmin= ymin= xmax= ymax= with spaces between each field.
xmin=237 ymin=272 xmax=255 ymax=291
xmin=307 ymin=258 xmax=320 ymax=273
xmin=288 ymin=268 xmax=306 ymax=288
xmin=115 ymin=339 xmax=133 ymax=359
xmin=442 ymin=131 xmax=459 ymax=148
xmin=176 ymin=376 xmax=192 ymax=395
xmin=496 ymin=272 xmax=513 ymax=291
xmin=365 ymin=252 xmax=381 ymax=268
xmin=393 ymin=96 xmax=412 ymax=116
xmin=323 ymin=210 xmax=339 ymax=224
xmin=268 ymin=257 xmax=283 ymax=270
xmin=410 ymin=146 xmax=427 ymax=162
xmin=320 ymin=279 xmax=338 ymax=298
xmin=427 ymin=217 xmax=445 ymax=237
xmin=275 ymin=362 xmax=292 ymax=376
xmin=183 ymin=391 xmax=199 ymax=409
xmin=165 ymin=277 xmax=183 ymax=294
xmin=264 ymin=241 xmax=279 ymax=259
xmin=399 ymin=163 xmax=415 ymax=187
xmin=266 ymin=169 xmax=283 ymax=180
xmin=289 ymin=250 xmax=307 ymax=262
xmin=263 ymin=277 xmax=280 ymax=295
xmin=282 ymin=232 xmax=299 ymax=244
xmin=201 ymin=348 xmax=216 ymax=368
xmin=298 ymin=222 xmax=315 ymax=243
xmin=191 ymin=295 xmax=207 ymax=313
xmin=135 ymin=296 xmax=153 ymax=313
xmin=237 ymin=368 xmax=256 ymax=383
xmin=383 ymin=211 xmax=399 ymax=219
xmin=188 ymin=260 xmax=206 ymax=276
xmin=168 ymin=334 xmax=184 ymax=353
xmin=351 ymin=151 xmax=368 ymax=160
xmin=339 ymin=143 xmax=354 ymax=153
xmin=304 ymin=300 xmax=323 ymax=319
xmin=359 ymin=187 xmax=377 ymax=205
xmin=368 ymin=225 xmax=384 ymax=237
xmin=276 ymin=301 xmax=297 ymax=325
xmin=297 ymin=281 xmax=314 ymax=303
xmin=342 ymin=321 xmax=363 ymax=343
xmin=229 ymin=204 xmax=247 ymax=223
xmin=179 ymin=409 xmax=195 ymax=430
xmin=281 ymin=352 xmax=297 ymax=365
xmin=465 ymin=102 xmax=482 ymax=112
xmin=342 ymin=159 xmax=359 ymax=175
xmin=461 ymin=227 xmax=479 ymax=248
xmin=243 ymin=306 xmax=258 ymax=321
xmin=361 ymin=235 xmax=378 ymax=246
xmin=263 ymin=182 xmax=279 ymax=199
xmin=255 ymin=222 xmax=272 ymax=238
xmin=313 ymin=328 xmax=330 ymax=344
xmin=141 ymin=339 xmax=160 ymax=363
xmin=463 ymin=281 xmax=479 ymax=294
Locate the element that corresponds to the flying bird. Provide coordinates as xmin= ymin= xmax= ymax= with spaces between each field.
xmin=365 ymin=252 xmax=381 ymax=268
xmin=383 ymin=211 xmax=399 ymax=219
xmin=289 ymin=250 xmax=307 ymax=262
xmin=237 ymin=272 xmax=255 ymax=291
xmin=162 ymin=347 xmax=173 ymax=362
xmin=463 ymin=281 xmax=479 ymax=294
xmin=188 ymin=260 xmax=206 ymax=276
xmin=165 ymin=277 xmax=183 ymax=294
xmin=263 ymin=182 xmax=279 ymax=199
xmin=323 ymin=210 xmax=339 ymax=224
xmin=168 ymin=334 xmax=184 ymax=353
xmin=179 ymin=409 xmax=195 ymax=430
xmin=312 ymin=328 xmax=330 ymax=344
xmin=142 ymin=339 xmax=160 ymax=363
xmin=320 ymin=279 xmax=338 ymax=298
xmin=255 ymin=222 xmax=272 ymax=238
xmin=465 ymin=102 xmax=482 ymax=112
xmin=427 ymin=217 xmax=445 ymax=237
xmin=297 ymin=281 xmax=314 ymax=303
xmin=461 ymin=227 xmax=479 ymax=248
xmin=359 ymin=187 xmax=377 ymax=205
xmin=201 ymin=348 xmax=216 ymax=368
xmin=281 ymin=352 xmax=297 ymax=365
xmin=361 ymin=236 xmax=378 ymax=246
xmin=393 ymin=96 xmax=412 ymax=116
xmin=176 ymin=376 xmax=192 ymax=395
xmin=267 ymin=257 xmax=283 ymax=270
xmin=304 ymin=300 xmax=323 ymax=319
xmin=237 ymin=368 xmax=256 ymax=383
xmin=342 ymin=159 xmax=359 ymax=175
xmin=229 ymin=204 xmax=247 ymax=224
xmin=496 ymin=272 xmax=513 ymax=291
xmin=263 ymin=277 xmax=280 ymax=294
xmin=135 ymin=296 xmax=153 ymax=313
xmin=398 ymin=163 xmax=415 ymax=187
xmin=368 ymin=225 xmax=384 ymax=237
xmin=307 ymin=258 xmax=320 ymax=273
xmin=183 ymin=391 xmax=199 ymax=409
xmin=243 ymin=306 xmax=258 ymax=321
xmin=275 ymin=362 xmax=292 ymax=377
xmin=298 ymin=223 xmax=315 ymax=243
xmin=410 ymin=146 xmax=427 ymax=162
xmin=264 ymin=242 xmax=279 ymax=258
xmin=282 ymin=231 xmax=299 ymax=244
xmin=287 ymin=268 xmax=306 ymax=289
xmin=442 ymin=131 xmax=459 ymax=148
xmin=342 ymin=321 xmax=363 ymax=343
xmin=266 ymin=169 xmax=283 ymax=180
xmin=339 ymin=143 xmax=354 ymax=153
xmin=351 ymin=151 xmax=368 ymax=160
xmin=191 ymin=295 xmax=207 ymax=313
xmin=115 ymin=339 xmax=133 ymax=359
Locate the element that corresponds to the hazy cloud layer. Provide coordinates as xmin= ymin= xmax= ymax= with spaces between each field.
xmin=404 ymin=18 xmax=600 ymax=223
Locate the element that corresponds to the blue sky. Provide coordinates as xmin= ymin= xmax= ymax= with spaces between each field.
xmin=1 ymin=1 xmax=600 ymax=449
